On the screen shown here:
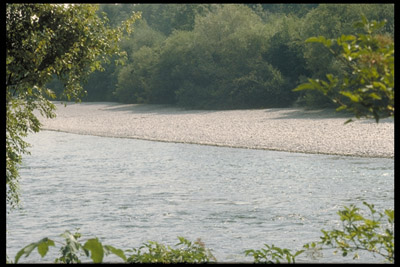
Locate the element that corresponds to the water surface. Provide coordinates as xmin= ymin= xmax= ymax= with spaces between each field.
xmin=6 ymin=131 xmax=394 ymax=263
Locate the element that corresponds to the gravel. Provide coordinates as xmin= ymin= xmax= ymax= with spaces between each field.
xmin=35 ymin=101 xmax=394 ymax=158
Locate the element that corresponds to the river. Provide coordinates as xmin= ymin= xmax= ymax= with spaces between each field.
xmin=6 ymin=130 xmax=394 ymax=263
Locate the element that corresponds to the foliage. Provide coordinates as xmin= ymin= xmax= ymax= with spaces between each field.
xmin=294 ymin=4 xmax=393 ymax=108
xmin=13 ymin=232 xmax=214 ymax=264
xmin=14 ymin=238 xmax=55 ymax=264
xmin=183 ymin=5 xmax=288 ymax=109
xmin=109 ymin=4 xmax=393 ymax=110
xmin=245 ymin=202 xmax=394 ymax=263
xmin=14 ymin=230 xmax=126 ymax=264
xmin=41 ymin=4 xmax=394 ymax=109
xmin=300 ymin=4 xmax=393 ymax=79
xmin=294 ymin=16 xmax=394 ymax=122
xmin=81 ymin=14 xmax=167 ymax=102
xmin=116 ymin=46 xmax=159 ymax=103
xmin=265 ymin=15 xmax=310 ymax=85
xmin=304 ymin=202 xmax=394 ymax=263
xmin=129 ymin=4 xmax=213 ymax=36
xmin=245 ymin=244 xmax=304 ymax=263
xmin=6 ymin=3 xmax=140 ymax=210
xmin=115 ymin=4 xmax=292 ymax=109
xmin=54 ymin=230 xmax=111 ymax=264
xmin=126 ymin=237 xmax=216 ymax=263
xmin=250 ymin=3 xmax=319 ymax=18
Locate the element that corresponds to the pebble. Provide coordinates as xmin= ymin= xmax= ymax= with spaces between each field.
xmin=35 ymin=102 xmax=394 ymax=158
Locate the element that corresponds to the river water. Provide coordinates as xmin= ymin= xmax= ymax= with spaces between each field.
xmin=6 ymin=130 xmax=394 ymax=263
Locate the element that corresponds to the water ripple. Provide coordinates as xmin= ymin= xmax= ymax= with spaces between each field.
xmin=7 ymin=131 xmax=394 ymax=263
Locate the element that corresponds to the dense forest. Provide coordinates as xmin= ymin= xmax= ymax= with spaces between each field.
xmin=47 ymin=4 xmax=394 ymax=109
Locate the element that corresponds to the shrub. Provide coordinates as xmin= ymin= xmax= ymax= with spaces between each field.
xmin=126 ymin=237 xmax=216 ymax=263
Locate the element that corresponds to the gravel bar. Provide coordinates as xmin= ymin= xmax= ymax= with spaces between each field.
xmin=36 ymin=102 xmax=394 ymax=158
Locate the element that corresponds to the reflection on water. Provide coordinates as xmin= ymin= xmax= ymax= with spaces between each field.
xmin=7 ymin=131 xmax=394 ymax=263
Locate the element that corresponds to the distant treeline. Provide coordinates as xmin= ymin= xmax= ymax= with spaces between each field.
xmin=47 ymin=4 xmax=394 ymax=109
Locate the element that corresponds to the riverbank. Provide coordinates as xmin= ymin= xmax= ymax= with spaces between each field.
xmin=35 ymin=101 xmax=394 ymax=158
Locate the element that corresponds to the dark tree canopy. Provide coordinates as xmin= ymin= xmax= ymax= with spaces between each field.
xmin=70 ymin=4 xmax=393 ymax=110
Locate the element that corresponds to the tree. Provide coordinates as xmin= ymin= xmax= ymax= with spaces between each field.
xmin=116 ymin=45 xmax=161 ymax=103
xmin=296 ymin=4 xmax=394 ymax=108
xmin=130 ymin=4 xmax=212 ymax=36
xmin=146 ymin=4 xmax=288 ymax=109
xmin=294 ymin=16 xmax=394 ymax=122
xmin=6 ymin=3 xmax=140 ymax=209
xmin=114 ymin=19 xmax=166 ymax=104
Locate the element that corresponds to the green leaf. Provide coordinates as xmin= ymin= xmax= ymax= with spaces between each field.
xmin=15 ymin=243 xmax=37 ymax=263
xmin=272 ymin=245 xmax=283 ymax=254
xmin=306 ymin=36 xmax=334 ymax=47
xmin=104 ymin=245 xmax=127 ymax=262
xmin=306 ymin=36 xmax=326 ymax=44
xmin=340 ymin=34 xmax=357 ymax=43
xmin=361 ymin=15 xmax=368 ymax=25
xmin=344 ymin=118 xmax=354 ymax=125
xmin=83 ymin=238 xmax=104 ymax=263
xmin=368 ymin=92 xmax=382 ymax=100
xmin=372 ymin=81 xmax=387 ymax=91
xmin=45 ymin=88 xmax=56 ymax=99
xmin=340 ymin=91 xmax=360 ymax=102
xmin=293 ymin=82 xmax=316 ymax=92
xmin=363 ymin=202 xmax=376 ymax=214
xmin=14 ymin=238 xmax=53 ymax=264
xmin=384 ymin=209 xmax=394 ymax=223
xmin=294 ymin=250 xmax=304 ymax=257
xmin=326 ymin=74 xmax=338 ymax=83
xmin=353 ymin=214 xmax=365 ymax=221
xmin=364 ymin=219 xmax=379 ymax=228
xmin=37 ymin=238 xmax=55 ymax=258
